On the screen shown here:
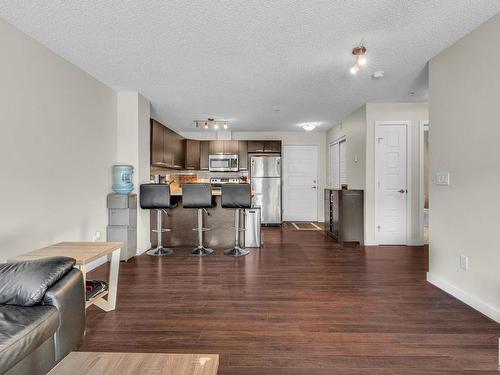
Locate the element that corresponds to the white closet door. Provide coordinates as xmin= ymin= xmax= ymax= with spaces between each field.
xmin=339 ymin=140 xmax=347 ymax=186
xmin=330 ymin=143 xmax=340 ymax=188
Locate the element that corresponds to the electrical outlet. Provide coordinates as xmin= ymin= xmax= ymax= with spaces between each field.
xmin=459 ymin=254 xmax=469 ymax=271
xmin=92 ymin=231 xmax=102 ymax=242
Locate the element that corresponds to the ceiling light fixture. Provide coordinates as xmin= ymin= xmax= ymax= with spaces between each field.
xmin=350 ymin=43 xmax=367 ymax=75
xmin=302 ymin=124 xmax=316 ymax=131
xmin=194 ymin=118 xmax=229 ymax=130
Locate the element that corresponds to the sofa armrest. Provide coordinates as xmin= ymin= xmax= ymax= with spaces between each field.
xmin=42 ymin=268 xmax=85 ymax=362
xmin=0 ymin=257 xmax=75 ymax=306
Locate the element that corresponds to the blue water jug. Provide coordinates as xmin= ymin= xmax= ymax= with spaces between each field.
xmin=112 ymin=165 xmax=134 ymax=194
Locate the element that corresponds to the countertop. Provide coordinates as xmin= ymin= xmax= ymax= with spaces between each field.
xmin=170 ymin=188 xmax=222 ymax=196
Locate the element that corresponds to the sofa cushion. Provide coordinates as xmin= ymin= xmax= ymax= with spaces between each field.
xmin=0 ymin=304 xmax=59 ymax=373
xmin=0 ymin=257 xmax=75 ymax=306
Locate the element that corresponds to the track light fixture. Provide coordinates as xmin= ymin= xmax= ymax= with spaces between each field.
xmin=194 ymin=118 xmax=230 ymax=130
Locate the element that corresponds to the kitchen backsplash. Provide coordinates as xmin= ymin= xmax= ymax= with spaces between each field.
xmin=150 ymin=167 xmax=248 ymax=191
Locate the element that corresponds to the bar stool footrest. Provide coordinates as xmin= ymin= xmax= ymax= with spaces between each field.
xmin=230 ymin=226 xmax=247 ymax=232
xmin=152 ymin=228 xmax=172 ymax=233
xmin=191 ymin=227 xmax=211 ymax=232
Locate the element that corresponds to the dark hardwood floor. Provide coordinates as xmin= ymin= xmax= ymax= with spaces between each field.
xmin=80 ymin=225 xmax=500 ymax=374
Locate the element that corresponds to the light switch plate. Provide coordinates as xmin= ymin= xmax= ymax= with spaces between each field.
xmin=460 ymin=254 xmax=469 ymax=271
xmin=436 ymin=172 xmax=450 ymax=186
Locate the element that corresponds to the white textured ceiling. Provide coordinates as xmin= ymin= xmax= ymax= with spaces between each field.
xmin=1 ymin=1 xmax=500 ymax=132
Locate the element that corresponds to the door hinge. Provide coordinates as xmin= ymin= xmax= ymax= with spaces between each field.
xmin=377 ymin=137 xmax=384 ymax=144
xmin=377 ymin=225 xmax=381 ymax=232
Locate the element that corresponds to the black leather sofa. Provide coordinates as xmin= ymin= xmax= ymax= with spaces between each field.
xmin=0 ymin=256 xmax=85 ymax=375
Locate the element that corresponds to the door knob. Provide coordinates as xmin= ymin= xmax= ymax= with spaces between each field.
xmin=398 ymin=189 xmax=408 ymax=194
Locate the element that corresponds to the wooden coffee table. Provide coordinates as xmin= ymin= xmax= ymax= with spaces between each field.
xmin=48 ymin=352 xmax=219 ymax=375
xmin=11 ymin=242 xmax=123 ymax=312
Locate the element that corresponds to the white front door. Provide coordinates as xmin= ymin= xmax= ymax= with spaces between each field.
xmin=282 ymin=145 xmax=318 ymax=221
xmin=375 ymin=123 xmax=408 ymax=244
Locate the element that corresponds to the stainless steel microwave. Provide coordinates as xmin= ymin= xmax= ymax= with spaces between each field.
xmin=209 ymin=154 xmax=238 ymax=172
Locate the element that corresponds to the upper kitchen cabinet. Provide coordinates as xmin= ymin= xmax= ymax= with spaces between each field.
xmin=169 ymin=129 xmax=185 ymax=168
xmin=264 ymin=141 xmax=281 ymax=153
xmin=208 ymin=140 xmax=239 ymax=155
xmin=200 ymin=141 xmax=209 ymax=170
xmin=151 ymin=119 xmax=185 ymax=169
xmin=209 ymin=140 xmax=224 ymax=155
xmin=223 ymin=140 xmax=239 ymax=154
xmin=238 ymin=141 xmax=248 ymax=170
xmin=151 ymin=120 xmax=164 ymax=165
xmin=185 ymin=139 xmax=201 ymax=170
xmin=247 ymin=140 xmax=282 ymax=153
xmin=247 ymin=141 xmax=264 ymax=153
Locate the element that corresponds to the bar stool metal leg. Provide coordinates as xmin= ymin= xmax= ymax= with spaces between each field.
xmin=191 ymin=209 xmax=214 ymax=256
xmin=147 ymin=209 xmax=174 ymax=256
xmin=224 ymin=208 xmax=250 ymax=257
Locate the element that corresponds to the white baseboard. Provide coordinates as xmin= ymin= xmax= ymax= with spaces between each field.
xmin=364 ymin=240 xmax=378 ymax=246
xmin=136 ymin=247 xmax=148 ymax=256
xmin=427 ymin=272 xmax=500 ymax=323
xmin=407 ymin=239 xmax=424 ymax=246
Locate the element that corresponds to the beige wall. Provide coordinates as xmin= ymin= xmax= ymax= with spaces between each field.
xmin=182 ymin=130 xmax=328 ymax=222
xmin=0 ymin=20 xmax=117 ymax=261
xmin=326 ymin=105 xmax=366 ymax=190
xmin=116 ymin=92 xmax=151 ymax=253
xmin=428 ymin=12 xmax=500 ymax=321
xmin=365 ymin=103 xmax=429 ymax=245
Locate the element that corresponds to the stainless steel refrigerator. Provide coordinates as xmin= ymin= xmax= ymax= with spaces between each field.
xmin=250 ymin=156 xmax=281 ymax=225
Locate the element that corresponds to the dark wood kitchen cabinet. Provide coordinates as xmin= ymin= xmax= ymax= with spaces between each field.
xmin=247 ymin=140 xmax=281 ymax=153
xmin=151 ymin=119 xmax=185 ymax=169
xmin=171 ymin=131 xmax=185 ymax=168
xmin=200 ymin=141 xmax=209 ymax=170
xmin=263 ymin=140 xmax=281 ymax=153
xmin=185 ymin=139 xmax=200 ymax=170
xmin=209 ymin=140 xmax=224 ymax=155
xmin=238 ymin=141 xmax=248 ymax=170
xmin=247 ymin=141 xmax=264 ymax=153
xmin=324 ymin=189 xmax=364 ymax=246
xmin=151 ymin=120 xmax=164 ymax=165
xmin=223 ymin=140 xmax=239 ymax=154
xmin=163 ymin=127 xmax=183 ymax=168
xmin=209 ymin=140 xmax=239 ymax=155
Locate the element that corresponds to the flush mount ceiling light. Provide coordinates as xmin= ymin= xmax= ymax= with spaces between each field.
xmin=350 ymin=43 xmax=367 ymax=75
xmin=302 ymin=124 xmax=316 ymax=131
xmin=194 ymin=118 xmax=229 ymax=130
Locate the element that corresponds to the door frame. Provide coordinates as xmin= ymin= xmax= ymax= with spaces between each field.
xmin=419 ymin=120 xmax=430 ymax=245
xmin=374 ymin=121 xmax=412 ymax=245
xmin=282 ymin=144 xmax=319 ymax=222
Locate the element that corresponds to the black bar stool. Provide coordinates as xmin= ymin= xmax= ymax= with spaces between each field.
xmin=222 ymin=183 xmax=252 ymax=257
xmin=140 ymin=183 xmax=176 ymax=256
xmin=182 ymin=183 xmax=214 ymax=256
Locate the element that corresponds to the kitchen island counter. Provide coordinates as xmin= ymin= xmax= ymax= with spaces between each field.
xmin=151 ymin=193 xmax=253 ymax=249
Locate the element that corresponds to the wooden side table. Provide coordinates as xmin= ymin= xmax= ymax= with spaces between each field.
xmin=48 ymin=352 xmax=219 ymax=375
xmin=11 ymin=241 xmax=123 ymax=312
